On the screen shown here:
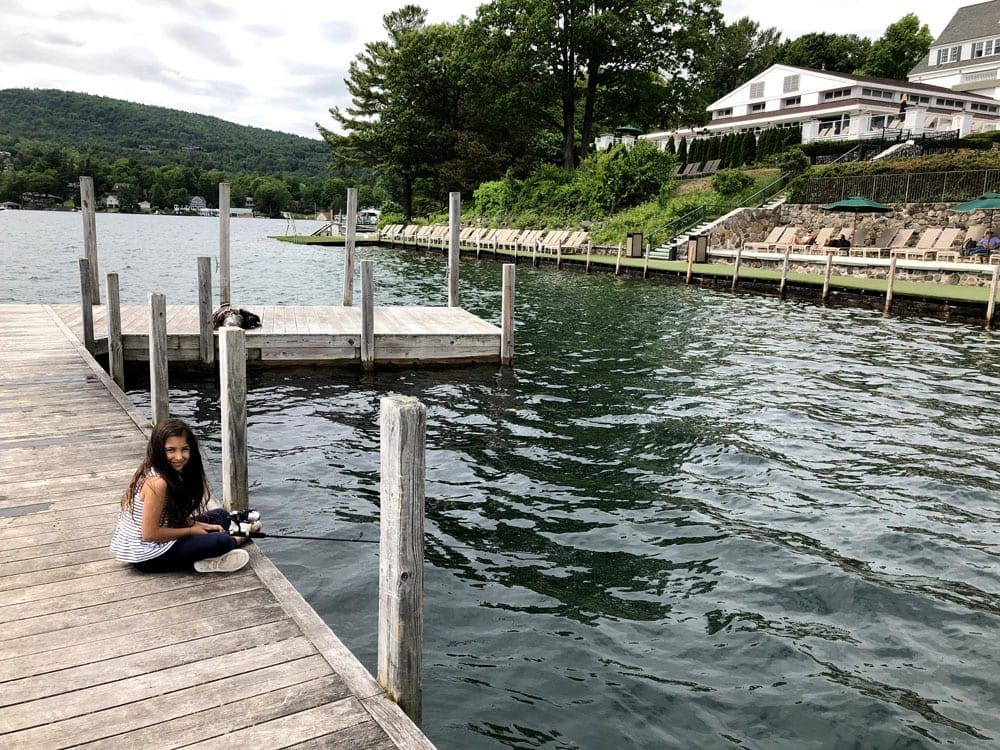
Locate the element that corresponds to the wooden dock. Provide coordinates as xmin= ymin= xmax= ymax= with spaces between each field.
xmin=0 ymin=304 xmax=436 ymax=748
xmin=48 ymin=303 xmax=502 ymax=366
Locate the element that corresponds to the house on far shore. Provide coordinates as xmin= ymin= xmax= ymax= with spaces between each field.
xmin=189 ymin=196 xmax=208 ymax=211
xmin=105 ymin=193 xmax=119 ymax=209
xmin=908 ymin=0 xmax=1000 ymax=100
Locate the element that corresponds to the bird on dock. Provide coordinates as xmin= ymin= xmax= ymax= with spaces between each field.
xmin=212 ymin=304 xmax=261 ymax=330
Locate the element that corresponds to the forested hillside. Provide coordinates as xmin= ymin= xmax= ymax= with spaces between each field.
xmin=0 ymin=88 xmax=330 ymax=179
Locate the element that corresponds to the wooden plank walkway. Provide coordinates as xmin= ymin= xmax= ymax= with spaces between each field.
xmin=48 ymin=304 xmax=501 ymax=365
xmin=0 ymin=304 xmax=436 ymax=749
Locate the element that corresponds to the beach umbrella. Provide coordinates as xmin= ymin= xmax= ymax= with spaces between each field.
xmin=952 ymin=192 xmax=1000 ymax=230
xmin=821 ymin=195 xmax=893 ymax=237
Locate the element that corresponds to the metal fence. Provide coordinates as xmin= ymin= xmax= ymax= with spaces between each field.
xmin=799 ymin=169 xmax=1000 ymax=204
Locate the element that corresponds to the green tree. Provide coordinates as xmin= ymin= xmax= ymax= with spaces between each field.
xmin=775 ymin=32 xmax=872 ymax=74
xmin=253 ymin=178 xmax=292 ymax=217
xmin=475 ymin=0 xmax=722 ymax=170
xmin=860 ymin=14 xmax=933 ymax=80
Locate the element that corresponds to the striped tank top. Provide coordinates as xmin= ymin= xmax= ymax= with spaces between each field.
xmin=109 ymin=471 xmax=177 ymax=563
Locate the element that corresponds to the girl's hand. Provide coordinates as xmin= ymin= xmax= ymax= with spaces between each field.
xmin=190 ymin=521 xmax=225 ymax=534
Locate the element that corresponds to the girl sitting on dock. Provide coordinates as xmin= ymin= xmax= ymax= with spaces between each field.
xmin=111 ymin=418 xmax=249 ymax=573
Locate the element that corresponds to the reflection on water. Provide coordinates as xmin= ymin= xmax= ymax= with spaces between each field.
xmin=5 ymin=211 xmax=1000 ymax=748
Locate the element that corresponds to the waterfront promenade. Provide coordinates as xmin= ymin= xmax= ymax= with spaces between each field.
xmin=0 ymin=304 xmax=435 ymax=748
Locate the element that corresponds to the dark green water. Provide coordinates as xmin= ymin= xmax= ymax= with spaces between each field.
xmin=5 ymin=212 xmax=1000 ymax=748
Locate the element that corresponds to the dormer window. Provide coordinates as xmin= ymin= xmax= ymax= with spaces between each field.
xmin=936 ymin=46 xmax=962 ymax=64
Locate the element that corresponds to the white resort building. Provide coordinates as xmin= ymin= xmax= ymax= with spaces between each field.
xmin=624 ymin=1 xmax=1000 ymax=152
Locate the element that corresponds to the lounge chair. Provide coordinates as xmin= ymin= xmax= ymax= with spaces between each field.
xmin=851 ymin=226 xmax=902 ymax=258
xmin=563 ymin=231 xmax=591 ymax=251
xmin=744 ymin=225 xmax=789 ymax=252
xmin=700 ymin=159 xmax=721 ymax=176
xmin=891 ymin=227 xmax=941 ymax=259
xmin=921 ymin=228 xmax=964 ymax=262
xmin=540 ymin=230 xmax=572 ymax=252
xmin=771 ymin=227 xmax=811 ymax=253
xmin=680 ymin=162 xmax=701 ymax=178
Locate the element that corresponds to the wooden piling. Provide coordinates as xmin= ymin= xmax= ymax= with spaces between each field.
xmin=149 ymin=292 xmax=169 ymax=425
xmin=344 ymin=188 xmax=358 ymax=306
xmin=556 ymin=240 xmax=562 ymax=270
xmin=614 ymin=243 xmax=623 ymax=276
xmin=685 ymin=243 xmax=695 ymax=284
xmin=219 ymin=183 xmax=231 ymax=306
xmin=642 ymin=242 xmax=650 ymax=279
xmin=78 ymin=258 xmax=95 ymax=354
xmin=106 ymin=272 xmax=124 ymax=389
xmin=220 ymin=326 xmax=248 ymax=511
xmin=779 ymin=247 xmax=791 ymax=298
xmin=80 ymin=176 xmax=101 ymax=304
xmin=585 ymin=242 xmax=592 ymax=273
xmin=378 ymin=395 xmax=427 ymax=726
xmin=731 ymin=246 xmax=743 ymax=291
xmin=884 ymin=256 xmax=898 ymax=314
xmin=822 ymin=254 xmax=834 ymax=303
xmin=501 ymin=263 xmax=515 ymax=366
xmin=448 ymin=192 xmax=460 ymax=307
xmin=197 ymin=256 xmax=214 ymax=366
xmin=532 ymin=240 xmax=538 ymax=267
xmin=987 ymin=265 xmax=1000 ymax=327
xmin=362 ymin=259 xmax=375 ymax=370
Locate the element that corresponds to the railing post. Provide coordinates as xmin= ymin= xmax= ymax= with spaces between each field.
xmin=220 ymin=326 xmax=248 ymax=511
xmin=362 ymin=259 xmax=375 ymax=370
xmin=822 ymin=253 xmax=834 ymax=303
xmin=80 ymin=176 xmax=101 ymax=304
xmin=106 ymin=272 xmax=124 ymax=389
xmin=986 ymin=265 xmax=1000 ymax=328
xmin=344 ymin=188 xmax=358 ymax=306
xmin=884 ymin=256 xmax=898 ymax=314
xmin=501 ymin=264 xmax=515 ymax=366
xmin=198 ymin=256 xmax=215 ymax=366
xmin=219 ymin=183 xmax=231 ymax=306
xmin=78 ymin=258 xmax=95 ymax=354
xmin=448 ymin=192 xmax=460 ymax=307
xmin=149 ymin=292 xmax=169 ymax=425
xmin=378 ymin=395 xmax=426 ymax=725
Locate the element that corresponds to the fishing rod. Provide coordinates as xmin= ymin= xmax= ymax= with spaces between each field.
xmin=228 ymin=509 xmax=379 ymax=544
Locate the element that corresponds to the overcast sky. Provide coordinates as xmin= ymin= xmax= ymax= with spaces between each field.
xmin=1 ymin=0 xmax=958 ymax=139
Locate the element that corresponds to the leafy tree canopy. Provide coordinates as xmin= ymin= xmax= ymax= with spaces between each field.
xmin=859 ymin=14 xmax=933 ymax=80
xmin=774 ymin=32 xmax=872 ymax=74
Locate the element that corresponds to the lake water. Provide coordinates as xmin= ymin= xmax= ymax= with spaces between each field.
xmin=3 ymin=209 xmax=1000 ymax=749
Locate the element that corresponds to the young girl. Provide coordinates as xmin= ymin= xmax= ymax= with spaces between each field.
xmin=111 ymin=418 xmax=248 ymax=573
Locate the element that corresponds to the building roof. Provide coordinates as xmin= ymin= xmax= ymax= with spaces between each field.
xmin=933 ymin=0 xmax=1000 ymax=45
xmin=910 ymin=0 xmax=1000 ymax=75
xmin=714 ymin=64 xmax=998 ymax=109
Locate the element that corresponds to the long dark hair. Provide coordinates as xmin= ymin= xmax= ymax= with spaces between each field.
xmin=122 ymin=418 xmax=211 ymax=527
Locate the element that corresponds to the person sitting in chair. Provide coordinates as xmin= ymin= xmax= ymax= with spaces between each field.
xmin=969 ymin=229 xmax=1000 ymax=257
xmin=792 ymin=229 xmax=816 ymax=246
xmin=826 ymin=233 xmax=850 ymax=249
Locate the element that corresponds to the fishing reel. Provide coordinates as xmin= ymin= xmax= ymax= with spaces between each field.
xmin=229 ymin=508 xmax=262 ymax=538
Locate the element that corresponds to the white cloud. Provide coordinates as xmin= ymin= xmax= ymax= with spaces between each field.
xmin=0 ymin=0 xmax=961 ymax=139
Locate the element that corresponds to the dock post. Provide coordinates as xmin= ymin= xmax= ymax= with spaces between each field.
xmin=501 ymin=264 xmax=515 ymax=366
xmin=378 ymin=395 xmax=426 ymax=726
xmin=219 ymin=183 xmax=231 ymax=306
xmin=78 ymin=258 xmax=95 ymax=354
xmin=475 ymin=234 xmax=481 ymax=259
xmin=106 ymin=272 xmax=125 ymax=389
xmin=220 ymin=326 xmax=248 ymax=511
xmin=642 ymin=242 xmax=650 ymax=279
xmin=884 ymin=257 xmax=898 ymax=315
xmin=585 ymin=242 xmax=592 ymax=273
xmin=779 ymin=248 xmax=791 ymax=298
xmin=556 ymin=240 xmax=562 ymax=270
xmin=362 ymin=259 xmax=375 ymax=370
xmin=149 ymin=292 xmax=169 ymax=425
xmin=80 ymin=176 xmax=101 ymax=304
xmin=686 ymin=243 xmax=695 ymax=284
xmin=987 ymin=265 xmax=1000 ymax=327
xmin=449 ymin=192 xmax=460 ymax=307
xmin=822 ymin=254 xmax=834 ymax=303
xmin=344 ymin=188 xmax=358 ymax=306
xmin=198 ymin=256 xmax=215 ymax=366
xmin=731 ymin=246 xmax=743 ymax=291
xmin=614 ymin=243 xmax=622 ymax=275
xmin=532 ymin=240 xmax=538 ymax=267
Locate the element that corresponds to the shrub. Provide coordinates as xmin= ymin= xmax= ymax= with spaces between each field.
xmin=711 ymin=169 xmax=755 ymax=196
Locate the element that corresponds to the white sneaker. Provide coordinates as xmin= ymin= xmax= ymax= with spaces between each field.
xmin=194 ymin=548 xmax=249 ymax=573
